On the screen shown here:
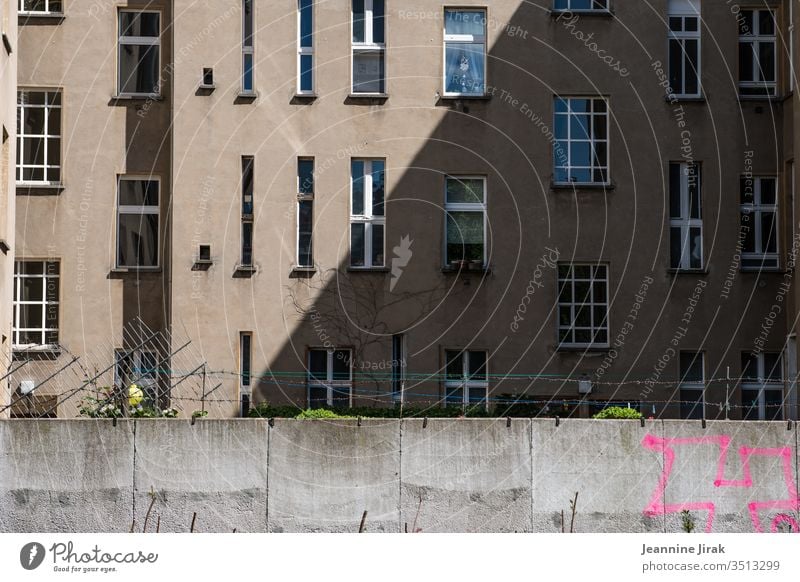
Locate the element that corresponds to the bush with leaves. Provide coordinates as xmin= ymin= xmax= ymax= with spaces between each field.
xmin=591 ymin=406 xmax=643 ymax=420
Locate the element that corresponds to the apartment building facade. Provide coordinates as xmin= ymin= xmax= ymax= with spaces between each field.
xmin=4 ymin=0 xmax=800 ymax=421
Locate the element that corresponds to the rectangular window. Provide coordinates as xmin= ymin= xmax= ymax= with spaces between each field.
xmin=740 ymin=176 xmax=779 ymax=270
xmin=391 ymin=334 xmax=406 ymax=403
xmin=557 ymin=264 xmax=609 ymax=347
xmin=13 ymin=260 xmax=59 ymax=349
xmin=668 ymin=0 xmax=701 ymax=98
xmin=297 ymin=158 xmax=314 ymax=268
xmin=741 ymin=352 xmax=783 ymax=420
xmin=307 ymin=348 xmax=352 ymax=407
xmin=117 ymin=177 xmax=159 ymax=268
xmin=242 ymin=0 xmax=254 ymax=93
xmin=444 ymin=176 xmax=486 ymax=266
xmin=553 ymin=0 xmax=609 ymax=11
xmin=16 ymin=90 xmax=61 ymax=185
xmin=554 ymin=97 xmax=609 ymax=185
xmin=118 ymin=10 xmax=160 ymax=97
xmin=240 ymin=332 xmax=252 ymax=393
xmin=669 ymin=162 xmax=703 ymax=270
xmin=298 ymin=0 xmax=314 ymax=94
xmin=679 ymin=351 xmax=704 ymax=419
xmin=738 ymin=8 xmax=776 ymax=96
xmin=352 ymin=0 xmax=385 ymax=94
xmin=443 ymin=8 xmax=486 ymax=96
xmin=115 ymin=349 xmax=160 ymax=407
xmin=444 ymin=350 xmax=488 ymax=408
xmin=241 ymin=156 xmax=254 ymax=266
xmin=19 ymin=0 xmax=63 ymax=14
xmin=350 ymin=159 xmax=385 ymax=268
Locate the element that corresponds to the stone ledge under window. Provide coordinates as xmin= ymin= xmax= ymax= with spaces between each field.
xmin=19 ymin=13 xmax=66 ymax=25
xmin=737 ymin=95 xmax=781 ymax=104
xmin=665 ymin=95 xmax=706 ymax=103
xmin=437 ymin=93 xmax=492 ymax=103
xmin=12 ymin=347 xmax=62 ymax=360
xmin=191 ymin=259 xmax=213 ymax=272
xmin=235 ymin=92 xmax=258 ymax=104
xmin=740 ymin=267 xmax=785 ymax=275
xmin=667 ymin=268 xmax=708 ymax=276
xmin=16 ymin=183 xmax=65 ymax=195
xmin=233 ymin=265 xmax=257 ymax=278
xmin=347 ymin=267 xmax=390 ymax=273
xmin=442 ymin=264 xmax=491 ymax=275
xmin=292 ymin=93 xmax=318 ymax=104
xmin=195 ymin=85 xmax=216 ymax=96
xmin=550 ymin=9 xmax=614 ymax=18
xmin=109 ymin=94 xmax=164 ymax=105
xmin=3 ymin=33 xmax=12 ymax=54
xmin=109 ymin=267 xmax=162 ymax=279
xmin=345 ymin=93 xmax=389 ymax=105
xmin=550 ymin=182 xmax=615 ymax=192
xmin=290 ymin=266 xmax=317 ymax=278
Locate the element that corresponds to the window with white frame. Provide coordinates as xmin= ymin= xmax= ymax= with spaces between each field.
xmin=668 ymin=0 xmax=701 ymax=98
xmin=242 ymin=0 xmax=254 ymax=93
xmin=118 ymin=10 xmax=160 ymax=97
xmin=19 ymin=0 xmax=62 ymax=14
xmin=297 ymin=158 xmax=314 ymax=267
xmin=669 ymin=162 xmax=703 ymax=270
xmin=740 ymin=176 xmax=778 ymax=270
xmin=308 ymin=348 xmax=352 ymax=407
xmin=16 ymin=90 xmax=61 ymax=184
xmin=553 ymin=97 xmax=609 ymax=185
xmin=117 ymin=177 xmax=159 ymax=268
xmin=352 ymin=0 xmax=385 ymax=94
xmin=444 ymin=350 xmax=488 ymax=408
xmin=350 ymin=159 xmax=385 ymax=268
xmin=297 ymin=0 xmax=313 ymax=94
xmin=557 ymin=264 xmax=609 ymax=347
xmin=241 ymin=156 xmax=254 ymax=267
xmin=115 ymin=349 xmax=160 ymax=407
xmin=553 ymin=0 xmax=609 ymax=11
xmin=738 ymin=8 xmax=776 ymax=96
xmin=444 ymin=176 xmax=486 ymax=266
xmin=679 ymin=351 xmax=704 ymax=419
xmin=741 ymin=352 xmax=783 ymax=420
xmin=13 ymin=260 xmax=59 ymax=349
xmin=443 ymin=8 xmax=486 ymax=96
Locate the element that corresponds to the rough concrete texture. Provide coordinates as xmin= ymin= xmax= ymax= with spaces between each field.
xmin=661 ymin=421 xmax=798 ymax=534
xmin=400 ymin=419 xmax=532 ymax=532
xmin=133 ymin=420 xmax=267 ymax=533
xmin=268 ymin=419 xmax=400 ymax=532
xmin=532 ymin=419 xmax=664 ymax=533
xmin=0 ymin=420 xmax=134 ymax=532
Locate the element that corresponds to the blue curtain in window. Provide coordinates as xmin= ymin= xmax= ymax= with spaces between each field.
xmin=445 ymin=44 xmax=485 ymax=95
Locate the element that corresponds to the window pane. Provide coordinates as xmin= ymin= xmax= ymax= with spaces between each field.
xmin=19 ymin=304 xmax=43 ymax=329
xmin=298 ymin=200 xmax=313 ymax=266
xmin=372 ymin=160 xmax=385 ymax=215
xmin=739 ymin=43 xmax=754 ymax=83
xmin=445 ymin=351 xmax=463 ymax=380
xmin=670 ymin=227 xmax=682 ymax=269
xmin=22 ymin=107 xmax=44 ymax=135
xmin=298 ymin=159 xmax=314 ymax=194
xmin=760 ymin=178 xmax=776 ymax=204
xmin=308 ymin=385 xmax=328 ymax=407
xmin=352 ymin=0 xmax=365 ymax=43
xmin=20 ymin=277 xmax=43 ymax=302
xmin=445 ymin=43 xmax=485 ymax=95
xmin=669 ymin=39 xmax=683 ymax=95
xmin=241 ymin=222 xmax=253 ymax=265
xmin=371 ymin=223 xmax=384 ymax=266
xmin=689 ymin=227 xmax=702 ymax=269
xmin=680 ymin=389 xmax=703 ymax=419
xmin=120 ymin=179 xmax=159 ymax=206
xmin=764 ymin=389 xmax=783 ymax=420
xmin=332 ymin=350 xmax=351 ymax=381
xmin=299 ymin=0 xmax=313 ymax=47
xmin=741 ymin=352 xmax=758 ymax=380
xmin=372 ymin=0 xmax=385 ymax=44
xmin=764 ymin=353 xmax=782 ymax=381
xmin=446 ymin=212 xmax=484 ymax=262
xmin=351 ymin=161 xmax=364 ymax=214
xmin=761 ymin=211 xmax=777 ymax=253
xmin=669 ymin=164 xmax=682 ymax=218
xmin=446 ymin=178 xmax=484 ymax=204
xmin=444 ymin=10 xmax=485 ymax=36
xmin=300 ymin=54 xmax=313 ymax=92
xmin=759 ymin=10 xmax=775 ymax=35
xmin=679 ymin=352 xmax=703 ymax=382
xmin=118 ymin=214 xmax=159 ymax=267
xmin=350 ymin=223 xmax=365 ymax=266
xmin=243 ymin=0 xmax=253 ymax=46
xmin=119 ymin=45 xmax=160 ymax=94
xmin=308 ymin=350 xmax=327 ymax=380
xmin=353 ymin=50 xmax=384 ymax=93
xmin=758 ymin=41 xmax=775 ymax=82
xmin=243 ymin=53 xmax=254 ymax=92
xmin=742 ymin=388 xmax=760 ymax=420
xmin=685 ymin=39 xmax=699 ymax=95
xmin=120 ymin=12 xmax=160 ymax=37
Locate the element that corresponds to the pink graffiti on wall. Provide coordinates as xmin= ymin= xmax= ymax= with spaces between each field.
xmin=642 ymin=434 xmax=799 ymax=533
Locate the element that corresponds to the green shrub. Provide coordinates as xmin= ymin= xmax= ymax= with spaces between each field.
xmin=295 ymin=408 xmax=354 ymax=419
xmin=591 ymin=406 xmax=643 ymax=420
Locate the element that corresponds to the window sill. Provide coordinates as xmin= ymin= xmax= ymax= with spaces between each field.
xmin=111 ymin=94 xmax=163 ymax=103
xmin=737 ymin=95 xmax=780 ymax=103
xmin=233 ymin=265 xmax=257 ymax=278
xmin=667 ymin=268 xmax=708 ymax=276
xmin=13 ymin=346 xmax=61 ymax=357
xmin=290 ymin=266 xmax=316 ymax=278
xmin=19 ymin=12 xmax=65 ymax=23
xmin=346 ymin=93 xmax=389 ymax=104
xmin=0 ymin=239 xmax=9 ymax=254
xmin=16 ymin=183 xmax=64 ymax=195
xmin=550 ymin=182 xmax=615 ymax=191
xmin=195 ymin=84 xmax=215 ymax=96
xmin=438 ymin=93 xmax=492 ymax=102
xmin=666 ymin=95 xmax=705 ymax=103
xmin=347 ymin=267 xmax=390 ymax=273
xmin=740 ymin=267 xmax=783 ymax=274
xmin=550 ymin=9 xmax=614 ymax=18
xmin=191 ymin=259 xmax=213 ymax=272
xmin=109 ymin=267 xmax=162 ymax=277
xmin=556 ymin=345 xmax=611 ymax=353
xmin=235 ymin=92 xmax=258 ymax=103
xmin=442 ymin=264 xmax=491 ymax=275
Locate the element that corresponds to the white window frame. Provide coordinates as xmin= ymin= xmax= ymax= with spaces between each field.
xmin=297 ymin=0 xmax=314 ymax=95
xmin=241 ymin=156 xmax=254 ymax=267
xmin=443 ymin=7 xmax=487 ymax=97
xmin=242 ymin=0 xmax=255 ymax=94
xmin=297 ymin=157 xmax=314 ymax=268
xmin=738 ymin=8 xmax=777 ymax=96
xmin=117 ymin=9 xmax=161 ymax=98
xmin=351 ymin=0 xmax=385 ymax=95
xmin=553 ymin=96 xmax=610 ymax=185
xmin=444 ymin=175 xmax=487 ymax=267
xmin=667 ymin=0 xmax=701 ymax=98
xmin=307 ymin=348 xmax=353 ymax=407
xmin=16 ymin=89 xmax=61 ymax=186
xmin=239 ymin=332 xmax=252 ymax=395
xmin=350 ymin=158 xmax=385 ymax=268
xmin=552 ymin=0 xmax=610 ymax=12
xmin=444 ymin=349 xmax=488 ymax=409
xmin=679 ymin=351 xmax=705 ymax=419
xmin=116 ymin=175 xmax=160 ymax=269
xmin=669 ymin=162 xmax=703 ymax=270
xmin=741 ymin=352 xmax=784 ymax=421
xmin=12 ymin=260 xmax=59 ymax=350
xmin=557 ymin=263 xmax=610 ymax=348
xmin=19 ymin=0 xmax=62 ymax=15
xmin=741 ymin=175 xmax=779 ymax=270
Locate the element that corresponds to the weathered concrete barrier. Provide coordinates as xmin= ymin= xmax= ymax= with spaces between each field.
xmin=0 ymin=419 xmax=796 ymax=533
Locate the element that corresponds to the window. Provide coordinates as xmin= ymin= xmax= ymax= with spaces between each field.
xmin=679 ymin=351 xmax=704 ymax=419
xmin=118 ymin=11 xmax=160 ymax=97
xmin=298 ymin=0 xmax=314 ymax=94
xmin=392 ymin=334 xmax=406 ymax=403
xmin=669 ymin=162 xmax=703 ymax=270
xmin=117 ymin=177 xmax=159 ymax=268
xmin=444 ymin=350 xmax=488 ymax=408
xmin=741 ymin=352 xmax=783 ymax=420
xmin=557 ymin=264 xmax=609 ymax=347
xmin=240 ymin=332 xmax=252 ymax=394
xmin=242 ymin=0 xmax=254 ymax=93
xmin=350 ymin=159 xmax=385 ymax=268
xmin=352 ymin=0 xmax=385 ymax=94
xmin=668 ymin=0 xmax=701 ymax=98
xmin=307 ymin=349 xmax=352 ymax=407
xmin=13 ymin=260 xmax=59 ymax=349
xmin=297 ymin=158 xmax=314 ymax=268
xmin=553 ymin=0 xmax=609 ymax=11
xmin=115 ymin=349 xmax=160 ymax=407
xmin=443 ymin=8 xmax=486 ymax=96
xmin=738 ymin=9 xmax=776 ymax=96
xmin=740 ymin=176 xmax=778 ymax=270
xmin=19 ymin=0 xmax=62 ymax=14
xmin=241 ymin=156 xmax=254 ymax=267
xmin=554 ymin=97 xmax=609 ymax=185
xmin=444 ymin=176 xmax=486 ymax=266
xmin=16 ymin=90 xmax=61 ymax=184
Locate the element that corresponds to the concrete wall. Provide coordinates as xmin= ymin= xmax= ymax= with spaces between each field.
xmin=0 ymin=419 xmax=797 ymax=533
